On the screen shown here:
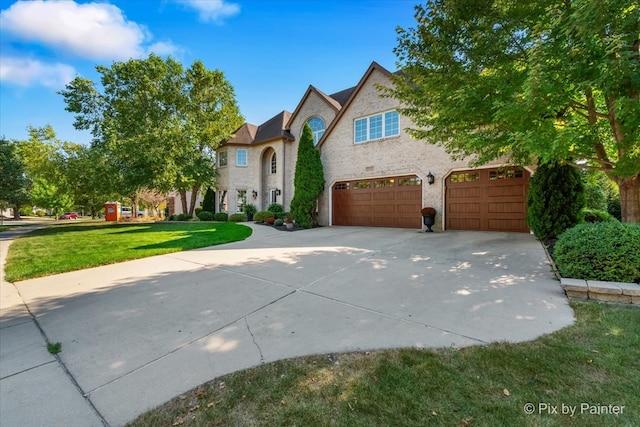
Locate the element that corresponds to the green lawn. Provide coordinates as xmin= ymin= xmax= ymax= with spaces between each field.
xmin=128 ymin=301 xmax=639 ymax=427
xmin=4 ymin=221 xmax=252 ymax=282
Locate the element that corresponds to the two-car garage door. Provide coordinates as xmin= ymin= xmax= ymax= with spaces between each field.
xmin=331 ymin=168 xmax=529 ymax=232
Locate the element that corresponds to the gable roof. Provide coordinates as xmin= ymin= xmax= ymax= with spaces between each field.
xmin=223 ymin=110 xmax=294 ymax=146
xmin=285 ymin=85 xmax=356 ymax=130
xmin=316 ymin=61 xmax=393 ymax=149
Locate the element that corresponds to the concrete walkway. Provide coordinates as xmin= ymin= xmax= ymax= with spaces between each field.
xmin=1 ymin=223 xmax=574 ymax=426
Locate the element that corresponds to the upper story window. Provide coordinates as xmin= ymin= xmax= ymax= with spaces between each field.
xmin=306 ymin=117 xmax=325 ymax=145
xmin=271 ymin=152 xmax=277 ymax=174
xmin=236 ymin=149 xmax=247 ymax=167
xmin=218 ymin=150 xmax=228 ymax=167
xmin=354 ymin=110 xmax=400 ymax=143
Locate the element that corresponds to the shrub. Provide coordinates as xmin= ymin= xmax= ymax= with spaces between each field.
xmin=267 ymin=203 xmax=284 ymax=213
xmin=245 ymin=204 xmax=257 ymax=216
xmin=254 ymin=211 xmax=274 ymax=223
xmin=229 ymin=213 xmax=247 ymax=222
xmin=195 ymin=206 xmax=203 ymax=216
xmin=202 ymin=187 xmax=215 ymax=212
xmin=554 ymin=222 xmax=640 ymax=283
xmin=275 ymin=212 xmax=287 ymax=220
xmin=213 ymin=212 xmax=228 ymax=222
xmin=581 ymin=208 xmax=617 ymax=223
xmin=526 ymin=161 xmax=585 ymax=241
xmin=36 ymin=210 xmax=46 ymax=217
xmin=265 ymin=217 xmax=276 ymax=224
xmin=274 ymin=218 xmax=284 ymax=226
xmin=177 ymin=214 xmax=192 ymax=221
xmin=197 ymin=210 xmax=214 ymax=221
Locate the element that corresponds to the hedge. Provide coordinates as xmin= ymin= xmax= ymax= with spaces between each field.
xmin=197 ymin=211 xmax=214 ymax=221
xmin=229 ymin=213 xmax=247 ymax=222
xmin=213 ymin=212 xmax=228 ymax=222
xmin=554 ymin=222 xmax=640 ymax=283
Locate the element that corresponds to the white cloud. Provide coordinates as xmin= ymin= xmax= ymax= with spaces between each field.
xmin=0 ymin=56 xmax=75 ymax=88
xmin=175 ymin=0 xmax=240 ymax=23
xmin=0 ymin=0 xmax=179 ymax=60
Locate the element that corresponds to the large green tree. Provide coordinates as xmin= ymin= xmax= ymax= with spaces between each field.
xmin=290 ymin=124 xmax=325 ymax=228
xmin=17 ymin=125 xmax=113 ymax=217
xmin=59 ymin=54 xmax=243 ymax=216
xmin=390 ymin=0 xmax=639 ymax=223
xmin=0 ymin=139 xmax=31 ymax=221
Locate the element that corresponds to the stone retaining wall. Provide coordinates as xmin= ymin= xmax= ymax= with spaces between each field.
xmin=561 ymin=278 xmax=640 ymax=305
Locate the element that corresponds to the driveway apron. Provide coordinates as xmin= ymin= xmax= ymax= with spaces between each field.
xmin=1 ymin=224 xmax=574 ymax=426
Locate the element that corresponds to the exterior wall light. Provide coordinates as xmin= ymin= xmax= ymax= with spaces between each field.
xmin=427 ymin=171 xmax=435 ymax=185
xmin=276 ymin=189 xmax=281 ymax=195
xmin=252 ymin=190 xmax=258 ymax=199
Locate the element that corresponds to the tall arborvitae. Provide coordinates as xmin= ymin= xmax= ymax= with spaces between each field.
xmin=290 ymin=124 xmax=325 ymax=228
xmin=526 ymin=161 xmax=585 ymax=241
xmin=202 ymin=187 xmax=215 ymax=212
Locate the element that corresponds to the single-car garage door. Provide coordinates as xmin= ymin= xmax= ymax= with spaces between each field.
xmin=446 ymin=167 xmax=530 ymax=232
xmin=332 ymin=175 xmax=422 ymax=228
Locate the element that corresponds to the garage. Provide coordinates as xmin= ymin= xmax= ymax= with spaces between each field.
xmin=445 ymin=167 xmax=530 ymax=232
xmin=332 ymin=175 xmax=422 ymax=228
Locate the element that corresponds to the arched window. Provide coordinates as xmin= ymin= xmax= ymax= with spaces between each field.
xmin=271 ymin=152 xmax=277 ymax=174
xmin=306 ymin=117 xmax=325 ymax=146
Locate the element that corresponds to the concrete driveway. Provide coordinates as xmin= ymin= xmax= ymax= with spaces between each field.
xmin=1 ymin=224 xmax=574 ymax=426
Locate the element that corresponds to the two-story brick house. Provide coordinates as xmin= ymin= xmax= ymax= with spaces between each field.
xmin=215 ymin=61 xmax=531 ymax=232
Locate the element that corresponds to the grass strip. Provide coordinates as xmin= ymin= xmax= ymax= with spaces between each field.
xmin=129 ymin=301 xmax=639 ymax=427
xmin=5 ymin=221 xmax=252 ymax=281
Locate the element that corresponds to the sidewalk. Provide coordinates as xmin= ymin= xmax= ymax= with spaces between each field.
xmin=1 ymin=224 xmax=105 ymax=426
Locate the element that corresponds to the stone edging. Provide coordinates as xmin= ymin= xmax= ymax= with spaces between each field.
xmin=560 ymin=278 xmax=640 ymax=305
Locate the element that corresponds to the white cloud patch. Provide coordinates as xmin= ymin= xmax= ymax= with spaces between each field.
xmin=0 ymin=56 xmax=75 ymax=88
xmin=175 ymin=0 xmax=240 ymax=23
xmin=0 ymin=0 xmax=179 ymax=60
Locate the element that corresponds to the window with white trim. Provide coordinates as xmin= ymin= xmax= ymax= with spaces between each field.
xmin=236 ymin=149 xmax=247 ymax=166
xmin=306 ymin=117 xmax=325 ymax=145
xmin=354 ymin=110 xmax=400 ymax=143
xmin=218 ymin=150 xmax=227 ymax=167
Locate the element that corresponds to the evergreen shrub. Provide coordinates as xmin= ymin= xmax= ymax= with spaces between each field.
xmin=213 ymin=212 xmax=228 ymax=222
xmin=526 ymin=162 xmax=585 ymax=241
xmin=229 ymin=213 xmax=247 ymax=222
xmin=554 ymin=222 xmax=640 ymax=283
xmin=197 ymin=211 xmax=214 ymax=221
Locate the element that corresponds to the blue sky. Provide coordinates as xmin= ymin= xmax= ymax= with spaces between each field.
xmin=0 ymin=0 xmax=419 ymax=144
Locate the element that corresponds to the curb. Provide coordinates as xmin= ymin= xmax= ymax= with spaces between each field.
xmin=560 ymin=278 xmax=640 ymax=305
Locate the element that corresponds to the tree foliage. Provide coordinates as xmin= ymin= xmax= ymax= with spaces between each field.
xmin=59 ymin=54 xmax=243 ymax=216
xmin=0 ymin=138 xmax=31 ymax=220
xmin=526 ymin=161 xmax=585 ymax=241
xmin=290 ymin=124 xmax=325 ymax=228
xmin=16 ymin=125 xmax=114 ymax=217
xmin=390 ymin=0 xmax=640 ymax=222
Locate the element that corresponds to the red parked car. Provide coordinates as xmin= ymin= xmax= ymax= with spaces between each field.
xmin=59 ymin=212 xmax=78 ymax=220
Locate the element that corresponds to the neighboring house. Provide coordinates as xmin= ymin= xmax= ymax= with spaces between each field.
xmin=216 ymin=62 xmax=531 ymax=232
xmin=166 ymin=191 xmax=204 ymax=216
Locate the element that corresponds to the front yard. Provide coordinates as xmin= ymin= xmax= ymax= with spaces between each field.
xmin=4 ymin=221 xmax=252 ymax=282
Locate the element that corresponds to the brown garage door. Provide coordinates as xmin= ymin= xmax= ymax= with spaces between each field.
xmin=332 ymin=175 xmax=422 ymax=228
xmin=446 ymin=167 xmax=530 ymax=232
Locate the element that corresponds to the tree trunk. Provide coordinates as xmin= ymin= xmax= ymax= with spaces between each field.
xmin=12 ymin=204 xmax=21 ymax=220
xmin=179 ymin=189 xmax=188 ymax=216
xmin=617 ymin=175 xmax=640 ymax=223
xmin=187 ymin=183 xmax=201 ymax=217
